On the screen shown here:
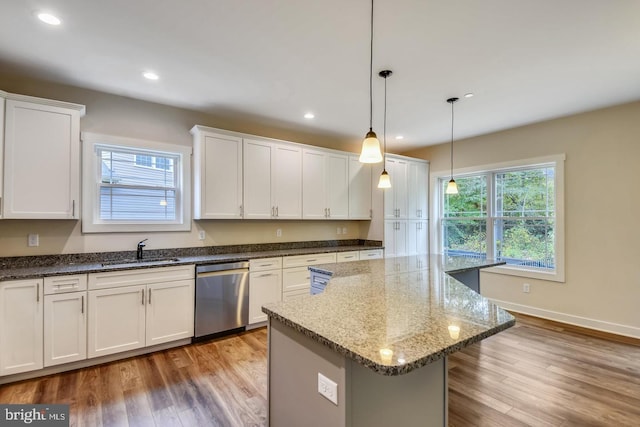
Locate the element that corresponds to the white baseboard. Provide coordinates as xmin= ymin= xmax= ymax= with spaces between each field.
xmin=489 ymin=298 xmax=640 ymax=340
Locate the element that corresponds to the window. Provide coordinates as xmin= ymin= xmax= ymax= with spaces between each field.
xmin=437 ymin=155 xmax=565 ymax=282
xmin=82 ymin=133 xmax=191 ymax=233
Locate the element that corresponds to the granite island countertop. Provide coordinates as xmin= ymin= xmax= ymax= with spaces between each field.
xmin=263 ymin=254 xmax=514 ymax=376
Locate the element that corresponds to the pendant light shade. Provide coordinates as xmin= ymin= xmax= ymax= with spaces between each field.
xmin=445 ymin=97 xmax=459 ymax=195
xmin=359 ymin=0 xmax=383 ymax=164
xmin=377 ymin=69 xmax=392 ymax=189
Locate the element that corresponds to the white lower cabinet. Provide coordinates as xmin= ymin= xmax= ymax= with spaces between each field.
xmin=145 ymin=280 xmax=195 ymax=347
xmin=359 ymin=248 xmax=384 ymax=260
xmin=248 ymin=257 xmax=283 ymax=325
xmin=88 ymin=285 xmax=147 ymax=358
xmin=87 ymin=265 xmax=194 ymax=359
xmin=0 ymin=279 xmax=44 ymax=376
xmin=408 ymin=220 xmax=428 ymax=255
xmin=384 ymin=220 xmax=408 ymax=258
xmin=43 ymin=274 xmax=87 ymax=367
xmin=282 ymin=253 xmax=337 ymax=300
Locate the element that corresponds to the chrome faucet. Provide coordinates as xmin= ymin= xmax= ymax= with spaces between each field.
xmin=136 ymin=239 xmax=148 ymax=260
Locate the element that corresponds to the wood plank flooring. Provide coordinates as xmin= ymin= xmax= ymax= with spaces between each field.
xmin=1 ymin=314 xmax=639 ymax=426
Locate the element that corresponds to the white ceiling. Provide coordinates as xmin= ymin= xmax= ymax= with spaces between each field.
xmin=1 ymin=0 xmax=639 ymax=151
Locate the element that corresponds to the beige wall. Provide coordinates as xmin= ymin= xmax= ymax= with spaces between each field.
xmin=0 ymin=74 xmax=378 ymax=257
xmin=404 ymin=101 xmax=640 ymax=338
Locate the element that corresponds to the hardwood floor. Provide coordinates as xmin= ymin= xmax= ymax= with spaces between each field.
xmin=1 ymin=314 xmax=638 ymax=426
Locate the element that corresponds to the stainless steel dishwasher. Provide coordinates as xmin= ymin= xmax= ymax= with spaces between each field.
xmin=194 ymin=261 xmax=249 ymax=339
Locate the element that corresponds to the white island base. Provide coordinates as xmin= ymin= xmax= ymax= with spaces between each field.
xmin=268 ymin=318 xmax=447 ymax=427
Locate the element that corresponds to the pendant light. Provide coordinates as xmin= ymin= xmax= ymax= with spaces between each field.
xmin=359 ymin=0 xmax=383 ymax=163
xmin=377 ymin=69 xmax=392 ymax=188
xmin=445 ymin=97 xmax=459 ymax=194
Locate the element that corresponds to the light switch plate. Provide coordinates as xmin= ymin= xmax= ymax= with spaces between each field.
xmin=318 ymin=372 xmax=338 ymax=405
xmin=28 ymin=233 xmax=39 ymax=247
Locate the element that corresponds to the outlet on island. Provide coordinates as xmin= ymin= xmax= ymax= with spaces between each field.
xmin=318 ymin=372 xmax=338 ymax=405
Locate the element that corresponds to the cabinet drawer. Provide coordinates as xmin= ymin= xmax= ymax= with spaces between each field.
xmin=282 ymin=267 xmax=311 ymax=293
xmin=282 ymin=252 xmax=336 ymax=268
xmin=359 ymin=249 xmax=384 ymax=260
xmin=282 ymin=288 xmax=309 ymax=301
xmin=337 ymin=251 xmax=359 ymax=263
xmin=44 ymin=274 xmax=88 ymax=294
xmin=249 ymin=257 xmax=282 ymax=272
xmin=88 ymin=265 xmax=195 ymax=290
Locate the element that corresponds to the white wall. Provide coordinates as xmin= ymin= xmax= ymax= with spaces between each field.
xmin=405 ymin=101 xmax=640 ymax=338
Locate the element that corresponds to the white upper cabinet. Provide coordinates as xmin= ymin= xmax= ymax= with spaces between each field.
xmin=272 ymin=143 xmax=303 ymax=219
xmin=244 ymin=138 xmax=302 ymax=219
xmin=384 ymin=156 xmax=409 ymax=220
xmin=191 ymin=126 xmax=243 ymax=219
xmin=3 ymin=95 xmax=85 ymax=219
xmin=408 ymin=161 xmax=429 ymax=219
xmin=302 ymin=148 xmax=348 ymax=219
xmin=348 ymin=155 xmax=372 ymax=219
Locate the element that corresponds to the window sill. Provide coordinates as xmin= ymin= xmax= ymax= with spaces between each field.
xmin=482 ymin=264 xmax=565 ymax=283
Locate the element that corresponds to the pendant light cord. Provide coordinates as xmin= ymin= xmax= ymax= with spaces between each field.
xmin=383 ymin=72 xmax=387 ymax=163
xmin=450 ymin=100 xmax=455 ymax=179
xmin=369 ymin=0 xmax=374 ymax=131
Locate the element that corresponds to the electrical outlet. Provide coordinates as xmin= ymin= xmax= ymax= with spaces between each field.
xmin=28 ymin=234 xmax=39 ymax=247
xmin=198 ymin=230 xmax=206 ymax=240
xmin=276 ymin=228 xmax=282 ymax=237
xmin=523 ymin=283 xmax=530 ymax=293
xmin=318 ymin=373 xmax=338 ymax=405
xmin=336 ymin=227 xmax=341 ymax=235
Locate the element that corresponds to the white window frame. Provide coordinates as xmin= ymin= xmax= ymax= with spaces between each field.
xmin=431 ymin=154 xmax=565 ymax=282
xmin=81 ymin=132 xmax=192 ymax=233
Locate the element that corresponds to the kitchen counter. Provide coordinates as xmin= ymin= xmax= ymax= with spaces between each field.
xmin=0 ymin=242 xmax=382 ymax=281
xmin=266 ymin=255 xmax=512 ymax=376
xmin=263 ymin=255 xmax=514 ymax=426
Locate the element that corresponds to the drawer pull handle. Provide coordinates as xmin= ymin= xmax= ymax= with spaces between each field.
xmin=141 ymin=289 xmax=145 ymax=305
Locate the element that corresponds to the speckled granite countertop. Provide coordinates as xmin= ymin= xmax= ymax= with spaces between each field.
xmin=263 ymin=255 xmax=514 ymax=376
xmin=0 ymin=240 xmax=382 ymax=281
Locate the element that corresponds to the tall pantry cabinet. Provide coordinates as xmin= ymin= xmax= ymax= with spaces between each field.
xmin=383 ymin=155 xmax=429 ymax=257
xmin=2 ymin=93 xmax=85 ymax=219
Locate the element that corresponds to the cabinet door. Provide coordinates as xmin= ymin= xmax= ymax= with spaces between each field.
xmin=326 ymin=153 xmax=349 ymax=219
xmin=384 ymin=220 xmax=408 ymax=258
xmin=302 ymin=149 xmax=327 ymax=219
xmin=249 ymin=270 xmax=282 ymax=324
xmin=0 ymin=97 xmax=4 ymax=219
xmin=408 ymin=161 xmax=428 ymax=219
xmin=146 ymin=280 xmax=194 ymax=346
xmin=282 ymin=266 xmax=311 ymax=294
xmin=193 ymin=131 xmax=243 ymax=219
xmin=3 ymin=99 xmax=81 ymax=219
xmin=243 ymin=139 xmax=273 ymax=219
xmin=348 ymin=156 xmax=372 ymax=219
xmin=44 ymin=292 xmax=87 ymax=367
xmin=407 ymin=220 xmax=428 ymax=256
xmin=87 ymin=285 xmax=146 ymax=358
xmin=0 ymin=279 xmax=44 ymax=375
xmin=273 ymin=143 xmax=302 ymax=219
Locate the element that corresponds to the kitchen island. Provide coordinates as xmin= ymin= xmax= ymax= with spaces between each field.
xmin=262 ymin=255 xmax=514 ymax=427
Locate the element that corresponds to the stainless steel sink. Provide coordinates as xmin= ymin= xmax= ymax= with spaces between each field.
xmin=101 ymin=257 xmax=180 ymax=267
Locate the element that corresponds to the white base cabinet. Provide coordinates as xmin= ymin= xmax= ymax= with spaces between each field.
xmin=0 ymin=279 xmax=44 ymax=376
xmin=248 ymin=257 xmax=283 ymax=325
xmin=44 ymin=292 xmax=87 ymax=367
xmin=87 ymin=265 xmax=194 ymax=359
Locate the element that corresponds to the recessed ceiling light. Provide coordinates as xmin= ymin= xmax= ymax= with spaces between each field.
xmin=464 ymin=93 xmax=474 ymax=98
xmin=304 ymin=112 xmax=315 ymax=119
xmin=143 ymin=71 xmax=159 ymax=80
xmin=395 ymin=135 xmax=404 ymax=140
xmin=37 ymin=12 xmax=61 ymax=26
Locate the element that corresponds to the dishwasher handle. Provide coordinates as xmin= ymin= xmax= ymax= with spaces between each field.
xmin=197 ymin=261 xmax=249 ymax=274
xmin=197 ymin=268 xmax=249 ymax=278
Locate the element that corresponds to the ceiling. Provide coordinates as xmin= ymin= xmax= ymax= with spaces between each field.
xmin=1 ymin=0 xmax=639 ymax=151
